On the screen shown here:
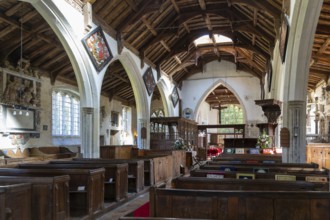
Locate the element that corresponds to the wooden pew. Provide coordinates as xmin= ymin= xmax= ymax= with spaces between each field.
xmin=67 ymin=158 xmax=144 ymax=192
xmin=135 ymin=157 xmax=154 ymax=186
xmin=172 ymin=176 xmax=329 ymax=191
xmin=190 ymin=169 xmax=329 ymax=181
xmin=207 ymin=161 xmax=319 ymax=168
xmin=0 ymin=175 xmax=70 ymax=220
xmin=0 ymin=183 xmax=32 ymax=220
xmin=19 ymin=162 xmax=128 ymax=202
xmin=149 ymin=187 xmax=330 ymax=219
xmin=29 ymin=146 xmax=78 ymax=159
xmin=120 ymin=218 xmax=216 ymax=220
xmin=0 ymin=189 xmax=4 ymax=220
xmin=0 ymin=168 xmax=104 ymax=218
xmin=212 ymin=154 xmax=282 ymax=163
xmin=134 ymin=155 xmax=173 ymax=187
xmin=200 ymin=164 xmax=326 ymax=174
xmin=98 ymin=155 xmax=154 ymax=186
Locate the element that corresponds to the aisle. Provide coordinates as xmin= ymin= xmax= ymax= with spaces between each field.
xmin=97 ymin=192 xmax=149 ymax=220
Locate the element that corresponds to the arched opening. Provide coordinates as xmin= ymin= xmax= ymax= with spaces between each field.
xmin=100 ymin=59 xmax=137 ymax=146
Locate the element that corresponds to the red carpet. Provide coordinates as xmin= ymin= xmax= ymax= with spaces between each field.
xmin=133 ymin=202 xmax=149 ymax=217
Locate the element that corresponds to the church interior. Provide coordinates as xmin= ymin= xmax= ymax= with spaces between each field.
xmin=0 ymin=0 xmax=330 ymax=219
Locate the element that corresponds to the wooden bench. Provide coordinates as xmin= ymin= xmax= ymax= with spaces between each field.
xmin=0 ymin=175 xmax=70 ymax=220
xmin=172 ymin=176 xmax=329 ymax=191
xmin=212 ymin=154 xmax=282 ymax=163
xmin=19 ymin=162 xmax=128 ymax=202
xmin=0 ymin=188 xmax=4 ymax=220
xmin=29 ymin=146 xmax=78 ymax=159
xmin=0 ymin=167 xmax=104 ymax=218
xmin=0 ymin=182 xmax=32 ymax=220
xmin=68 ymin=158 xmax=144 ymax=192
xmin=200 ymin=164 xmax=326 ymax=174
xmin=207 ymin=161 xmax=319 ymax=168
xmin=190 ymin=169 xmax=329 ymax=181
xmin=135 ymin=157 xmax=154 ymax=186
xmin=120 ymin=218 xmax=216 ymax=220
xmin=149 ymin=187 xmax=330 ymax=219
xmin=0 ymin=148 xmax=44 ymax=165
xmin=135 ymin=155 xmax=173 ymax=187
xmin=138 ymin=150 xmax=187 ymax=178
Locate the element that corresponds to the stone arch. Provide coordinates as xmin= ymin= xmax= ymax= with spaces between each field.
xmin=116 ymin=51 xmax=150 ymax=149
xmin=154 ymin=78 xmax=172 ymax=117
xmin=24 ymin=0 xmax=100 ymax=157
xmin=194 ymin=79 xmax=247 ymax=124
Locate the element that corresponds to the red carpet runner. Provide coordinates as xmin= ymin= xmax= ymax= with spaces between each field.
xmin=133 ymin=202 xmax=149 ymax=217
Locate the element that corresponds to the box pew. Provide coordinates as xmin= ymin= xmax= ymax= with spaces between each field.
xmin=212 ymin=154 xmax=282 ymax=163
xmin=29 ymin=146 xmax=78 ymax=159
xmin=190 ymin=169 xmax=329 ymax=181
xmin=135 ymin=157 xmax=154 ymax=186
xmin=0 ymin=175 xmax=70 ymax=220
xmin=207 ymin=161 xmax=319 ymax=168
xmin=137 ymin=158 xmax=154 ymax=186
xmin=200 ymin=164 xmax=326 ymax=174
xmin=62 ymin=157 xmax=153 ymax=188
xmin=0 ymin=148 xmax=44 ymax=165
xmin=135 ymin=155 xmax=173 ymax=187
xmin=0 ymin=189 xmax=4 ymax=220
xmin=172 ymin=176 xmax=329 ymax=191
xmin=0 ymin=167 xmax=104 ymax=218
xmin=19 ymin=162 xmax=128 ymax=202
xmin=0 ymin=183 xmax=32 ymax=220
xmin=67 ymin=158 xmax=144 ymax=192
xmin=120 ymin=218 xmax=216 ymax=220
xmin=149 ymin=187 xmax=330 ymax=219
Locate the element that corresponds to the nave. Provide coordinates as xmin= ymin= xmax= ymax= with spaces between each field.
xmin=1 ymin=145 xmax=329 ymax=220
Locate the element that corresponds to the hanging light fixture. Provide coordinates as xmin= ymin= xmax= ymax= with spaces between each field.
xmin=15 ymin=14 xmax=29 ymax=117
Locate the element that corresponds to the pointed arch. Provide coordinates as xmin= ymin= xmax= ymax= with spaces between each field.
xmin=116 ymin=51 xmax=150 ymax=148
xmin=154 ymin=78 xmax=173 ymax=117
xmin=194 ymin=80 xmax=247 ymax=124
xmin=24 ymin=0 xmax=100 ymax=157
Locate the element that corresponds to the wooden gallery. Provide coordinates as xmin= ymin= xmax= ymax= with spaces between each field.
xmin=0 ymin=0 xmax=330 ymax=219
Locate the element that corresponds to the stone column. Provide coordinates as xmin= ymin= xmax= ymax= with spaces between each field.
xmin=314 ymin=97 xmax=320 ymax=135
xmin=81 ymin=107 xmax=98 ymax=158
xmin=283 ymin=100 xmax=306 ymax=163
xmin=138 ymin=118 xmax=148 ymax=149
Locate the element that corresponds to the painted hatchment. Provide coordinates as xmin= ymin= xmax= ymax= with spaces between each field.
xmin=82 ymin=26 xmax=113 ymax=71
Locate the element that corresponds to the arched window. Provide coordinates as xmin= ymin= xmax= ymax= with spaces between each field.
xmin=52 ymin=90 xmax=80 ymax=136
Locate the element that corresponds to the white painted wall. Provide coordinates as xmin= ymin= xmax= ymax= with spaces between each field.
xmin=0 ymin=74 xmax=137 ymax=149
xmin=196 ymin=101 xmax=218 ymax=125
xmin=0 ymin=75 xmax=79 ymax=148
xmin=181 ymin=60 xmax=265 ymax=124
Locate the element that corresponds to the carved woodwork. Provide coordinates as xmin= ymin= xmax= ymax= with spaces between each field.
xmin=255 ymin=99 xmax=282 ymax=124
xmin=0 ymin=1 xmax=328 ymax=103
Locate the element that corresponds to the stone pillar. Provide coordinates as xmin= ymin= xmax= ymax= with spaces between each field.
xmin=283 ymin=100 xmax=306 ymax=163
xmin=138 ymin=118 xmax=148 ymax=149
xmin=81 ymin=107 xmax=98 ymax=158
xmin=314 ymin=97 xmax=319 ymax=135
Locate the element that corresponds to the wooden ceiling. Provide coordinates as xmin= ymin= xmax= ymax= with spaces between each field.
xmin=0 ymin=0 xmax=329 ymax=107
xmin=310 ymin=0 xmax=330 ymax=91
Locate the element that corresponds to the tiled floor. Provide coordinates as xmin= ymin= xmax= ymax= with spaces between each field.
xmin=96 ymin=192 xmax=150 ymax=220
